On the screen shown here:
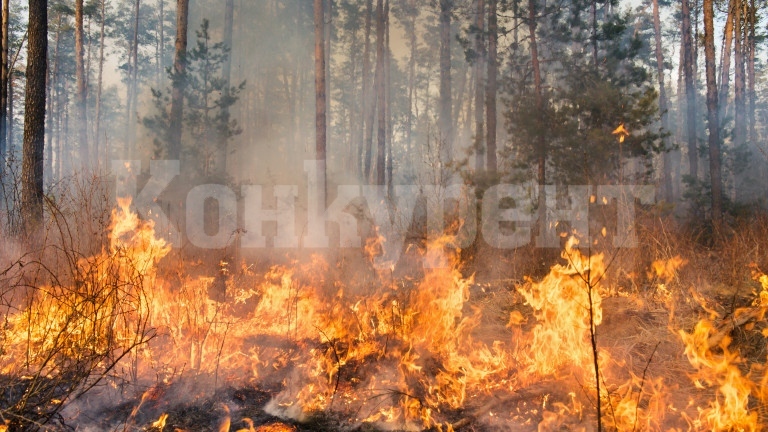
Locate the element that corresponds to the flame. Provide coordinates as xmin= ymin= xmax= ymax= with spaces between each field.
xmin=612 ymin=122 xmax=629 ymax=143
xmin=648 ymin=255 xmax=687 ymax=283
xmin=516 ymin=237 xmax=605 ymax=380
xmin=151 ymin=413 xmax=168 ymax=428
xmin=7 ymin=196 xmax=768 ymax=430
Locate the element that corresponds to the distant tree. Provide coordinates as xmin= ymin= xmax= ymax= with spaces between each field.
xmin=168 ymin=0 xmax=189 ymax=160
xmin=22 ymin=0 xmax=47 ymax=237
xmin=75 ymin=0 xmax=88 ymax=167
xmin=473 ymin=0 xmax=485 ymax=173
xmin=374 ymin=0 xmax=385 ymax=186
xmin=0 ymin=0 xmax=8 ymax=165
xmin=315 ymin=0 xmax=327 ymax=204
xmin=485 ymin=0 xmax=497 ymax=173
xmin=144 ymin=20 xmax=244 ymax=179
xmin=439 ymin=0 xmax=453 ymax=178
xmin=703 ymin=0 xmax=723 ymax=230
xmin=681 ymin=0 xmax=697 ymax=180
xmin=652 ymin=0 xmax=671 ymax=201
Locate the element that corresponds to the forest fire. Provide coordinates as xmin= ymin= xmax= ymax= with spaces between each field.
xmin=1 ymin=0 xmax=768 ymax=429
xmin=1 ymin=199 xmax=767 ymax=431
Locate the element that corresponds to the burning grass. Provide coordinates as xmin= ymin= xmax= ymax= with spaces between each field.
xmin=2 ymin=199 xmax=768 ymax=431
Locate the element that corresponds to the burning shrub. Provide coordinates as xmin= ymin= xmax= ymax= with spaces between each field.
xmin=0 ymin=197 xmax=165 ymax=429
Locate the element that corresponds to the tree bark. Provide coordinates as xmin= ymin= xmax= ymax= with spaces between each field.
xmin=159 ymin=0 xmax=165 ymax=85
xmin=485 ymin=0 xmax=497 ymax=173
xmin=217 ymin=0 xmax=235 ymax=176
xmin=703 ymin=0 xmax=723 ymax=231
xmin=168 ymin=0 xmax=189 ymax=160
xmin=0 ymin=0 xmax=8 ymax=164
xmin=747 ymin=0 xmax=755 ymax=148
xmin=474 ymin=0 xmax=485 ymax=173
xmin=682 ymin=0 xmax=698 ymax=180
xmin=75 ymin=0 xmax=88 ymax=168
xmin=46 ymin=15 xmax=62 ymax=182
xmin=652 ymin=0 xmax=671 ymax=201
xmin=717 ymin=0 xmax=735 ymax=123
xmin=733 ymin=0 xmax=745 ymax=152
xmin=733 ymin=0 xmax=746 ymax=201
xmin=124 ymin=0 xmax=141 ymax=159
xmin=374 ymin=0 xmax=386 ymax=187
xmin=362 ymin=0 xmax=374 ymax=181
xmin=385 ymin=0 xmax=392 ymax=196
xmin=324 ymin=0 xmax=331 ymax=152
xmin=405 ymin=1 xmax=416 ymax=159
xmin=529 ymin=0 xmax=544 ymax=193
xmin=22 ymin=0 xmax=47 ymax=238
xmin=94 ymin=0 xmax=106 ymax=168
xmin=439 ymin=0 xmax=453 ymax=179
xmin=314 ymin=0 xmax=327 ymax=206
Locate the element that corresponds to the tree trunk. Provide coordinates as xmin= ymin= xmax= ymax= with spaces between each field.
xmin=217 ymin=0 xmax=234 ymax=176
xmin=652 ymin=0 xmax=671 ymax=201
xmin=95 ymin=0 xmax=106 ymax=168
xmin=75 ymin=0 xmax=88 ymax=168
xmin=374 ymin=0 xmax=386 ymax=187
xmin=529 ymin=0 xmax=544 ymax=191
xmin=168 ymin=0 xmax=189 ymax=160
xmin=682 ymin=0 xmax=698 ymax=180
xmin=0 ymin=0 xmax=8 ymax=164
xmin=733 ymin=0 xmax=746 ymax=201
xmin=703 ymin=0 xmax=723 ymax=231
xmin=747 ymin=0 xmax=755 ymax=149
xmin=159 ymin=0 xmax=165 ymax=85
xmin=314 ymin=0 xmax=327 ymax=206
xmin=733 ymin=0 xmax=745 ymax=151
xmin=362 ymin=0 xmax=374 ymax=181
xmin=385 ymin=0 xmax=392 ymax=196
xmin=405 ymin=1 xmax=416 ymax=159
xmin=46 ymin=16 xmax=62 ymax=182
xmin=22 ymin=0 xmax=47 ymax=238
xmin=717 ymin=0 xmax=735 ymax=123
xmin=439 ymin=0 xmax=453 ymax=179
xmin=485 ymin=0 xmax=497 ymax=173
xmin=324 ymin=0 xmax=331 ymax=156
xmin=474 ymin=0 xmax=485 ymax=173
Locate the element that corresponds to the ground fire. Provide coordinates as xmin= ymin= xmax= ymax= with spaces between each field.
xmin=3 ymin=0 xmax=768 ymax=430
xmin=2 ymin=196 xmax=768 ymax=431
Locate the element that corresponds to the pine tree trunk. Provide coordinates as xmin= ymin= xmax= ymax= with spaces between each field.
xmin=46 ymin=16 xmax=62 ymax=182
xmin=324 ymin=0 xmax=331 ymax=155
xmin=703 ymin=0 xmax=723 ymax=231
xmin=474 ymin=0 xmax=485 ymax=173
xmin=94 ymin=0 xmax=106 ymax=168
xmin=529 ymin=0 xmax=544 ymax=193
xmin=385 ymin=0 xmax=392 ymax=196
xmin=439 ymin=0 xmax=453 ymax=179
xmin=217 ymin=0 xmax=234 ymax=176
xmin=747 ymin=0 xmax=755 ymax=148
xmin=168 ymin=0 xmax=189 ymax=160
xmin=314 ymin=0 xmax=327 ymax=206
xmin=485 ymin=0 xmax=497 ymax=173
xmin=159 ymin=0 xmax=164 ymax=85
xmin=652 ymin=0 xmax=671 ymax=201
xmin=682 ymin=0 xmax=698 ymax=180
xmin=405 ymin=2 xmax=416 ymax=159
xmin=374 ymin=0 xmax=386 ymax=187
xmin=75 ymin=0 xmax=88 ymax=168
xmin=0 ymin=0 xmax=8 ymax=164
xmin=733 ymin=0 xmax=746 ymax=201
xmin=362 ymin=0 xmax=374 ymax=181
xmin=22 ymin=0 xmax=47 ymax=238
xmin=733 ymin=0 xmax=745 ymax=151
xmin=717 ymin=0 xmax=735 ymax=123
